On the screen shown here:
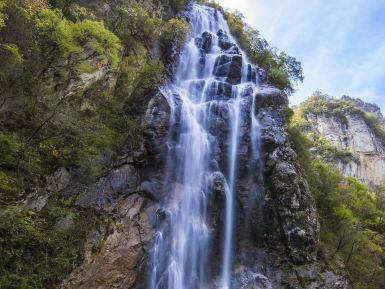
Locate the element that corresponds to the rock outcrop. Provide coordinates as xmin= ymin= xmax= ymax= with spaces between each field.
xmin=8 ymin=3 xmax=352 ymax=289
xmin=59 ymin=5 xmax=350 ymax=289
xmin=296 ymin=95 xmax=385 ymax=188
xmin=61 ymin=194 xmax=155 ymax=289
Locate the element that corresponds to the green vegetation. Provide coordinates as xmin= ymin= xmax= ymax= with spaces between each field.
xmin=297 ymin=92 xmax=385 ymax=144
xmin=201 ymin=1 xmax=303 ymax=94
xmin=162 ymin=0 xmax=189 ymax=13
xmin=37 ymin=8 xmax=121 ymax=67
xmin=0 ymin=1 xmax=6 ymax=29
xmin=288 ymin=112 xmax=385 ymax=289
xmin=0 ymin=204 xmax=104 ymax=289
xmin=0 ymin=0 xmax=189 ymax=190
xmin=0 ymin=0 xmax=189 ymax=288
xmin=291 ymin=94 xmax=385 ymax=287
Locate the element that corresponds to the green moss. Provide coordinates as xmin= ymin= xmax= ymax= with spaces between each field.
xmin=0 ymin=171 xmax=18 ymax=203
xmin=0 ymin=0 xmax=6 ymax=30
xmin=75 ymin=61 xmax=95 ymax=74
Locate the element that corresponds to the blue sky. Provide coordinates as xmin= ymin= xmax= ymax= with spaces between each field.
xmin=216 ymin=0 xmax=385 ymax=112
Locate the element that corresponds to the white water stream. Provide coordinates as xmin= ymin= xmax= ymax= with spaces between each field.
xmin=149 ymin=4 xmax=262 ymax=289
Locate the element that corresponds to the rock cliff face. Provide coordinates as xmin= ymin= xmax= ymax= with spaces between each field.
xmin=3 ymin=2 xmax=351 ymax=289
xmin=59 ymin=5 xmax=349 ymax=289
xmin=296 ymin=95 xmax=385 ymax=188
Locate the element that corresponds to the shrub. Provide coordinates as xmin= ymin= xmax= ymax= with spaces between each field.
xmin=298 ymin=93 xmax=385 ymax=144
xmin=164 ymin=0 xmax=189 ymax=12
xmin=161 ymin=18 xmax=189 ymax=46
xmin=0 ymin=0 xmax=7 ymax=29
xmin=110 ymin=5 xmax=162 ymax=50
xmin=0 ymin=206 xmax=103 ymax=289
xmin=37 ymin=8 xmax=121 ymax=67
xmin=0 ymin=133 xmax=20 ymax=169
xmin=288 ymin=120 xmax=385 ymax=289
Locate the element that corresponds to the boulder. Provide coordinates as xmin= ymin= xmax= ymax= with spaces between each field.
xmin=217 ymin=29 xmax=235 ymax=51
xmin=213 ymin=54 xmax=243 ymax=84
xmin=201 ymin=32 xmax=213 ymax=52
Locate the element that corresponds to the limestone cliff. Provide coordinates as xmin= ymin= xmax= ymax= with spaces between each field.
xmin=294 ymin=94 xmax=385 ymax=189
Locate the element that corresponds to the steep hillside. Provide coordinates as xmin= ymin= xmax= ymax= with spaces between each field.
xmin=289 ymin=93 xmax=385 ymax=289
xmin=1 ymin=1 xmax=383 ymax=289
xmin=294 ymin=93 xmax=385 ymax=189
xmin=0 ymin=0 xmax=189 ymax=287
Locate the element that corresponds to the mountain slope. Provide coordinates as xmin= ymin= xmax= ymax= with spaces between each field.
xmin=294 ymin=93 xmax=385 ymax=189
xmin=2 ymin=1 xmax=382 ymax=289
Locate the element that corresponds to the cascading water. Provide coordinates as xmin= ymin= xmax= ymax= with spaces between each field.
xmin=149 ymin=4 xmax=263 ymax=289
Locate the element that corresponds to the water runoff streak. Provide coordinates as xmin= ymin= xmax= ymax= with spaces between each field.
xmin=149 ymin=4 xmax=262 ymax=289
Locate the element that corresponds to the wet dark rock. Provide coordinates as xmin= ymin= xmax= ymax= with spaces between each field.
xmin=205 ymin=81 xmax=233 ymax=101
xmin=195 ymin=32 xmax=213 ymax=53
xmin=257 ymin=68 xmax=267 ymax=83
xmin=234 ymin=248 xmax=350 ymax=289
xmin=259 ymin=111 xmax=287 ymax=152
xmin=140 ymin=171 xmax=166 ymax=201
xmin=213 ymin=54 xmax=243 ymax=84
xmin=234 ymin=270 xmax=272 ymax=289
xmin=266 ymin=147 xmax=319 ymax=264
xmin=255 ymin=86 xmax=287 ymax=108
xmin=217 ymin=29 xmax=235 ymax=51
xmin=144 ymin=92 xmax=171 ymax=160
xmin=201 ymin=32 xmax=213 ymax=52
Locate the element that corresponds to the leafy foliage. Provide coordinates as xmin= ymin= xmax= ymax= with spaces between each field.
xmin=37 ymin=8 xmax=121 ymax=67
xmin=162 ymin=0 xmax=189 ymax=13
xmin=0 ymin=205 xmax=104 ymax=289
xmin=0 ymin=0 xmax=6 ymax=29
xmin=288 ymin=114 xmax=385 ymax=289
xmin=0 ymin=133 xmax=20 ymax=169
xmin=0 ymin=0 xmax=191 ymax=288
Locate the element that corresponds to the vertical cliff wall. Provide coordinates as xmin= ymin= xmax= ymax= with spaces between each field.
xmin=61 ymin=4 xmax=349 ymax=289
xmin=1 ymin=1 xmax=352 ymax=289
xmin=295 ymin=94 xmax=385 ymax=189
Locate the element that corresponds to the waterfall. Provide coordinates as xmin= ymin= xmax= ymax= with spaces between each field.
xmin=149 ymin=4 xmax=262 ymax=289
